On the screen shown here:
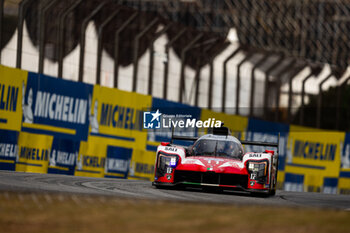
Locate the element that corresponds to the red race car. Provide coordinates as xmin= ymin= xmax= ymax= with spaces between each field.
xmin=152 ymin=126 xmax=279 ymax=196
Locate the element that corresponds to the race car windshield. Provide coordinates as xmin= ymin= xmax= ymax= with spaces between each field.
xmin=192 ymin=139 xmax=243 ymax=159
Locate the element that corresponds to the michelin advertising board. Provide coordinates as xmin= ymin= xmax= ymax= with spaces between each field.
xmin=1 ymin=64 xmax=350 ymax=193
xmin=0 ymin=66 xmax=28 ymax=170
xmin=20 ymin=72 xmax=93 ymax=174
xmin=285 ymin=125 xmax=345 ymax=193
xmin=339 ymin=132 xmax=350 ymax=194
xmin=0 ymin=129 xmax=19 ymax=170
xmin=147 ymin=98 xmax=201 ymax=145
xmin=22 ymin=72 xmax=93 ymax=141
xmin=75 ymin=85 xmax=152 ymax=179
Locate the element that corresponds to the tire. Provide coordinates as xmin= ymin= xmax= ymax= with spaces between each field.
xmin=269 ymin=189 xmax=276 ymax=196
xmin=251 ymin=192 xmax=269 ymax=198
xmin=271 ymin=157 xmax=279 ymax=196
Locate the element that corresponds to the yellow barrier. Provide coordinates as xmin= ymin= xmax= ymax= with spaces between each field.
xmin=75 ymin=85 xmax=152 ymax=179
xmin=0 ymin=66 xmax=28 ymax=131
xmin=285 ymin=125 xmax=344 ymax=192
xmin=16 ymin=132 xmax=53 ymax=173
xmin=1 ymin=64 xmax=350 ymax=193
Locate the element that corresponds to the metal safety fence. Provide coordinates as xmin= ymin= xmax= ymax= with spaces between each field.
xmin=1 ymin=0 xmax=350 ymax=131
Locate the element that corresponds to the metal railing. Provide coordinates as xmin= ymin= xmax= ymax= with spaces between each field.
xmin=1 ymin=0 xmax=349 ymax=131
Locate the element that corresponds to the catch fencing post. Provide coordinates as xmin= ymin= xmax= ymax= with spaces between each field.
xmin=194 ymin=41 xmax=218 ymax=107
xmin=208 ymin=60 xmax=214 ymax=109
xmin=16 ymin=0 xmax=31 ymax=68
xmin=178 ymin=33 xmax=203 ymax=103
xmin=336 ymin=76 xmax=350 ymax=129
xmin=300 ymin=73 xmax=313 ymax=125
xmin=274 ymin=59 xmax=296 ymax=122
xmin=250 ymin=54 xmax=269 ymax=117
xmin=222 ymin=47 xmax=241 ymax=113
xmin=114 ymin=12 xmax=138 ymax=88
xmin=78 ymin=1 xmax=109 ymax=82
xmin=287 ymin=64 xmax=307 ymax=123
xmin=0 ymin=0 xmax=4 ymax=62
xmin=236 ymin=52 xmax=253 ymax=115
xmin=300 ymin=65 xmax=322 ymax=125
xmin=163 ymin=28 xmax=187 ymax=100
xmin=57 ymin=0 xmax=83 ymax=78
xmin=132 ymin=18 xmax=159 ymax=92
xmin=263 ymin=54 xmax=284 ymax=120
xmin=38 ymin=0 xmax=60 ymax=74
xmin=182 ymin=38 xmax=218 ymax=104
xmin=316 ymin=73 xmax=333 ymax=128
xmin=96 ymin=8 xmax=121 ymax=85
xmin=207 ymin=42 xmax=228 ymax=110
xmin=148 ymin=23 xmax=173 ymax=95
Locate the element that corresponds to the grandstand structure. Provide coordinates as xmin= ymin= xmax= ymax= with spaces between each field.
xmin=1 ymin=0 xmax=350 ymax=130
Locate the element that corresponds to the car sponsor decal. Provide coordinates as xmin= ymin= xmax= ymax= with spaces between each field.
xmin=164 ymin=147 xmax=177 ymax=152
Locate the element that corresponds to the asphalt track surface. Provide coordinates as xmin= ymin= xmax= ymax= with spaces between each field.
xmin=0 ymin=171 xmax=349 ymax=210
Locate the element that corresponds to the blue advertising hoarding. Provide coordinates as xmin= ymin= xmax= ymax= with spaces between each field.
xmin=105 ymin=146 xmax=133 ymax=178
xmin=341 ymin=132 xmax=350 ymax=170
xmin=47 ymin=138 xmax=80 ymax=175
xmin=246 ymin=118 xmax=289 ymax=171
xmin=0 ymin=129 xmax=19 ymax=170
xmin=21 ymin=72 xmax=93 ymax=141
xmin=148 ymin=97 xmax=201 ymax=146
xmin=284 ymin=173 xmax=304 ymax=192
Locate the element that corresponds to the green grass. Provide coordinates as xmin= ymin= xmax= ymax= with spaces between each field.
xmin=0 ymin=192 xmax=349 ymax=233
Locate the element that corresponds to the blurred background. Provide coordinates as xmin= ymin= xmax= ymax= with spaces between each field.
xmin=1 ymin=0 xmax=350 ymax=131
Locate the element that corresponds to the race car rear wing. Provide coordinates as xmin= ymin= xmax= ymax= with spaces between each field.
xmin=170 ymin=126 xmax=198 ymax=144
xmin=240 ymin=140 xmax=278 ymax=147
xmin=170 ymin=125 xmax=230 ymax=143
xmin=170 ymin=135 xmax=198 ymax=144
xmin=241 ymin=133 xmax=280 ymax=155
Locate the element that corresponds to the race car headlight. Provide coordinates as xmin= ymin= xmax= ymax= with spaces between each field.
xmin=247 ymin=161 xmax=267 ymax=177
xmin=162 ymin=156 xmax=177 ymax=167
xmin=156 ymin=153 xmax=179 ymax=177
xmin=158 ymin=153 xmax=179 ymax=168
xmin=170 ymin=157 xmax=177 ymax=166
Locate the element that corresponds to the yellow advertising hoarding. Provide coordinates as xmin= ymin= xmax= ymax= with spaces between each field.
xmin=286 ymin=125 xmax=344 ymax=191
xmin=338 ymin=177 xmax=350 ymax=194
xmin=0 ymin=65 xmax=28 ymax=131
xmin=129 ymin=149 xmax=156 ymax=181
xmin=16 ymin=132 xmax=53 ymax=173
xmin=75 ymin=135 xmax=135 ymax=178
xmin=75 ymin=85 xmax=152 ymax=178
xmin=89 ymin=85 xmax=151 ymax=149
xmin=1 ymin=64 xmax=350 ymax=193
xmin=200 ymin=109 xmax=248 ymax=140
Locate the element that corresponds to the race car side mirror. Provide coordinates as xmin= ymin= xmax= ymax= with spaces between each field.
xmin=265 ymin=150 xmax=274 ymax=155
xmin=161 ymin=142 xmax=170 ymax=146
xmin=186 ymin=146 xmax=195 ymax=156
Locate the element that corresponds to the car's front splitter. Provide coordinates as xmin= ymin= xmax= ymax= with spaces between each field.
xmin=153 ymin=181 xmax=270 ymax=193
